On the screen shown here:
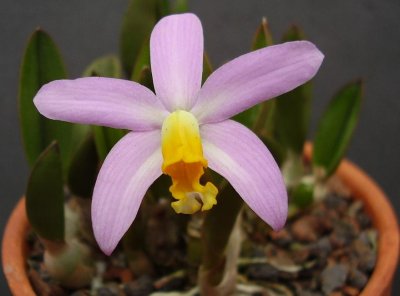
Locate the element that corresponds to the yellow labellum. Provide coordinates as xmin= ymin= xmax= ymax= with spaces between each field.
xmin=161 ymin=110 xmax=218 ymax=214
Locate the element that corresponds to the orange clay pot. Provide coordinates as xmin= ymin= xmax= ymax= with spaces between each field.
xmin=2 ymin=149 xmax=399 ymax=295
xmin=302 ymin=145 xmax=400 ymax=296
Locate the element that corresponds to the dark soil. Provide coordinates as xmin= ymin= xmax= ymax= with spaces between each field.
xmin=26 ymin=189 xmax=377 ymax=296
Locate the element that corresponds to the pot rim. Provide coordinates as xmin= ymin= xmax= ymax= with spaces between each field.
xmin=2 ymin=151 xmax=399 ymax=296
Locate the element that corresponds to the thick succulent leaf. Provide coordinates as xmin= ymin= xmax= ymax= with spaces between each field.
xmin=173 ymin=0 xmax=189 ymax=13
xmin=156 ymin=0 xmax=188 ymax=16
xmin=313 ymin=80 xmax=363 ymax=177
xmin=131 ymin=39 xmax=154 ymax=90
xmin=82 ymin=55 xmax=127 ymax=161
xmin=120 ymin=0 xmax=157 ymax=75
xmin=68 ymin=133 xmax=99 ymax=198
xmin=156 ymin=0 xmax=170 ymax=18
xmin=273 ymin=82 xmax=312 ymax=154
xmin=19 ymin=29 xmax=88 ymax=173
xmin=26 ymin=142 xmax=65 ymax=241
xmin=233 ymin=105 xmax=261 ymax=129
xmin=252 ymin=17 xmax=274 ymax=50
xmin=19 ymin=29 xmax=65 ymax=166
xmin=93 ymin=126 xmax=126 ymax=161
xmin=273 ymin=25 xmax=312 ymax=154
xmin=202 ymin=53 xmax=213 ymax=84
xmin=82 ymin=55 xmax=122 ymax=78
xmin=292 ymin=180 xmax=314 ymax=208
xmin=233 ymin=18 xmax=274 ymax=129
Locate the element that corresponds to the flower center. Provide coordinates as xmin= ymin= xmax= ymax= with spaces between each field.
xmin=161 ymin=110 xmax=218 ymax=214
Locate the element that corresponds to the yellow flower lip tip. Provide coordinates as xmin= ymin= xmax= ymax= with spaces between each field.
xmin=161 ymin=110 xmax=218 ymax=214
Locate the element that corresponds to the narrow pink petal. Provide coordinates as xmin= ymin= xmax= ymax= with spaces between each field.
xmin=92 ymin=131 xmax=162 ymax=255
xmin=34 ymin=77 xmax=168 ymax=131
xmin=150 ymin=13 xmax=203 ymax=111
xmin=201 ymin=120 xmax=288 ymax=230
xmin=192 ymin=41 xmax=324 ymax=123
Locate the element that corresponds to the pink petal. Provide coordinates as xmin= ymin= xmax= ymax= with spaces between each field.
xmin=34 ymin=77 xmax=168 ymax=131
xmin=150 ymin=13 xmax=203 ymax=111
xmin=92 ymin=131 xmax=162 ymax=255
xmin=201 ymin=120 xmax=288 ymax=230
xmin=192 ymin=41 xmax=324 ymax=123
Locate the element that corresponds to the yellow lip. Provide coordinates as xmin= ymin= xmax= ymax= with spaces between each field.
xmin=161 ymin=110 xmax=218 ymax=214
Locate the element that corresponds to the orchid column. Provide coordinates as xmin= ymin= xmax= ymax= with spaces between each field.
xmin=34 ymin=13 xmax=323 ymax=294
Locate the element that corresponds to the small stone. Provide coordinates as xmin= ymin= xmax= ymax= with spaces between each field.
xmin=329 ymin=292 xmax=344 ymax=296
xmin=342 ymin=285 xmax=360 ymax=296
xmin=298 ymin=291 xmax=323 ymax=296
xmin=270 ymin=228 xmax=292 ymax=247
xmin=70 ymin=291 xmax=91 ymax=296
xmin=104 ymin=267 xmax=134 ymax=283
xmin=246 ymin=263 xmax=280 ymax=281
xmin=97 ymin=285 xmax=121 ymax=296
xmin=321 ymin=264 xmax=349 ymax=294
xmin=348 ymin=268 xmax=368 ymax=289
xmin=324 ymin=193 xmax=349 ymax=214
xmin=356 ymin=212 xmax=371 ymax=228
xmin=124 ymin=275 xmax=154 ymax=296
xmin=291 ymin=247 xmax=311 ymax=264
xmin=352 ymin=239 xmax=376 ymax=272
xmin=329 ymin=220 xmax=357 ymax=248
xmin=310 ymin=237 xmax=332 ymax=259
xmin=347 ymin=200 xmax=363 ymax=217
xmin=291 ymin=216 xmax=320 ymax=242
xmin=28 ymin=269 xmax=51 ymax=296
xmin=156 ymin=276 xmax=187 ymax=291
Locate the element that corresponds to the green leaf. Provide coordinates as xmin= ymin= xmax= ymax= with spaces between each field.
xmin=282 ymin=24 xmax=305 ymax=42
xmin=313 ymin=80 xmax=363 ymax=177
xmin=137 ymin=67 xmax=154 ymax=90
xmin=26 ymin=142 xmax=65 ymax=241
xmin=272 ymin=25 xmax=311 ymax=154
xmin=156 ymin=0 xmax=170 ymax=18
xmin=131 ymin=39 xmax=154 ymax=90
xmin=202 ymin=53 xmax=213 ymax=84
xmin=68 ymin=133 xmax=99 ymax=198
xmin=120 ymin=0 xmax=157 ymax=75
xmin=273 ymin=83 xmax=312 ymax=153
xmin=261 ymin=135 xmax=287 ymax=167
xmin=82 ymin=55 xmax=122 ymax=78
xmin=233 ymin=105 xmax=261 ymax=128
xmin=93 ymin=126 xmax=125 ymax=161
xmin=252 ymin=17 xmax=273 ymax=50
xmin=19 ymin=29 xmax=65 ymax=166
xmin=292 ymin=181 xmax=314 ymax=208
xmin=172 ymin=0 xmax=188 ymax=13
xmin=19 ymin=29 xmax=88 ymax=174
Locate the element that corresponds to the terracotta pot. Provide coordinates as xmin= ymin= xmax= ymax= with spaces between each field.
xmin=303 ymin=144 xmax=399 ymax=296
xmin=2 ymin=154 xmax=399 ymax=295
xmin=2 ymin=198 xmax=35 ymax=296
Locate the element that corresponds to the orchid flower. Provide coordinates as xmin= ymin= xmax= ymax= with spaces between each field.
xmin=34 ymin=13 xmax=324 ymax=255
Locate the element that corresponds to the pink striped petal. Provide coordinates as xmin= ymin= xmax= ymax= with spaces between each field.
xmin=192 ymin=41 xmax=324 ymax=123
xmin=150 ymin=13 xmax=203 ymax=111
xmin=92 ymin=131 xmax=162 ymax=255
xmin=201 ymin=120 xmax=288 ymax=230
xmin=34 ymin=77 xmax=168 ymax=131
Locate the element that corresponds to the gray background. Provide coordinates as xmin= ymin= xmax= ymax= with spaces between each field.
xmin=0 ymin=0 xmax=399 ymax=294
